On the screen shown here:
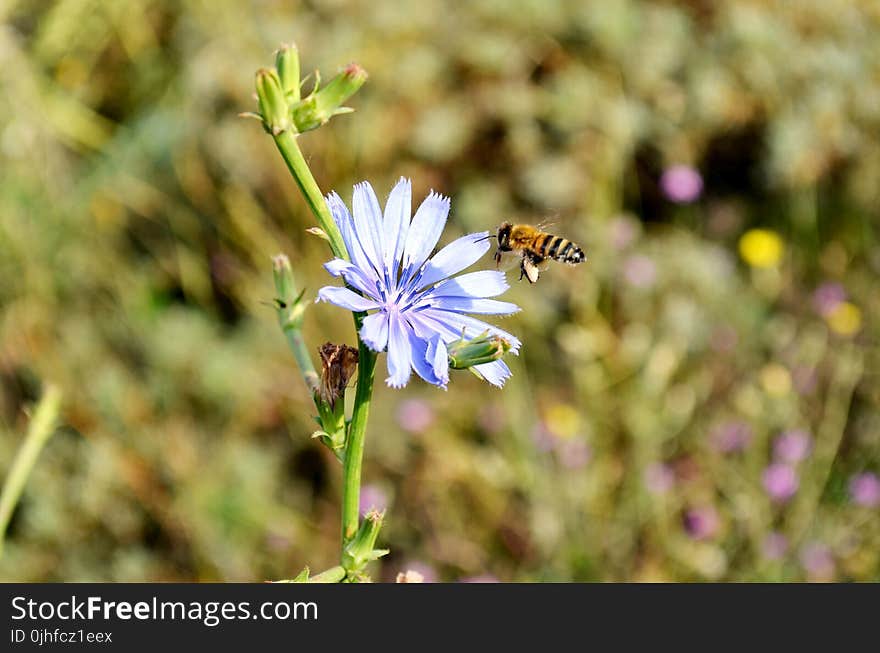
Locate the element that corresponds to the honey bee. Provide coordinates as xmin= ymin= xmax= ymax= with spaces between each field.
xmin=493 ymin=222 xmax=586 ymax=283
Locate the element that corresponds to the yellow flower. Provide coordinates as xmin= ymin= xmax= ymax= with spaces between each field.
xmin=545 ymin=403 xmax=581 ymax=439
xmin=739 ymin=229 xmax=784 ymax=268
xmin=826 ymin=301 xmax=862 ymax=336
xmin=760 ymin=363 xmax=791 ymax=397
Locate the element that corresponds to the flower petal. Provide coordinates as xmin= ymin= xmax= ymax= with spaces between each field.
xmin=401 ymin=191 xmax=450 ymax=278
xmin=426 ymin=270 xmax=509 ymax=298
xmin=420 ymin=297 xmax=520 ymax=315
xmin=385 ymin=313 xmax=413 ymax=388
xmin=352 ymin=181 xmax=386 ymax=275
xmin=416 ymin=232 xmax=490 ymax=289
xmin=428 ymin=335 xmax=449 ymax=386
xmin=326 ymin=191 xmax=352 ymax=234
xmin=406 ymin=309 xmax=462 ymax=342
xmin=316 ymin=286 xmax=380 ymax=312
xmin=327 ymin=191 xmax=380 ymax=283
xmin=472 ymin=360 xmax=511 ymax=387
xmin=383 ymin=178 xmax=411 ymax=279
xmin=323 ymin=259 xmax=378 ymax=298
xmin=359 ymin=311 xmax=389 ymax=352
xmin=407 ymin=330 xmax=445 ymax=388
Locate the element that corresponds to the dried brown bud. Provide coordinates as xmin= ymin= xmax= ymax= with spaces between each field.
xmin=318 ymin=342 xmax=359 ymax=407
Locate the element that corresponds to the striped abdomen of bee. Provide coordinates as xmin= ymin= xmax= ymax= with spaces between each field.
xmin=528 ymin=231 xmax=586 ymax=265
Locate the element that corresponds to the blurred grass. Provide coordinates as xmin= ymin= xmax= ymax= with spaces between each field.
xmin=0 ymin=0 xmax=878 ymax=581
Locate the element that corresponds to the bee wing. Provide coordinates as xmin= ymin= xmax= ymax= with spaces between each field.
xmin=493 ymin=249 xmax=523 ymax=273
xmin=535 ymin=218 xmax=558 ymax=232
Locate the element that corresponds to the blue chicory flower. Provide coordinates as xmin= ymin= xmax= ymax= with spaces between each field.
xmin=317 ymin=178 xmax=520 ymax=389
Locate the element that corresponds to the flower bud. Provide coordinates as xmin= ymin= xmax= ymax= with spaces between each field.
xmin=311 ymin=429 xmax=345 ymax=459
xmin=447 ymin=331 xmax=512 ymax=369
xmin=255 ymin=68 xmax=292 ymax=135
xmin=292 ymin=63 xmax=368 ymax=133
xmin=342 ymin=509 xmax=389 ymax=574
xmin=272 ymin=254 xmax=307 ymax=330
xmin=275 ymin=43 xmax=301 ymax=101
xmin=272 ymin=253 xmax=295 ymax=303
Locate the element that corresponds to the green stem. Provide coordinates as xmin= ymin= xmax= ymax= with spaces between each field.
xmin=273 ymin=255 xmax=321 ymax=399
xmin=341 ymin=337 xmax=377 ymax=545
xmin=271 ymin=128 xmax=380 ymax=570
xmin=0 ymin=385 xmax=61 ymax=557
xmin=282 ymin=323 xmax=320 ymax=395
xmin=272 ymin=130 xmax=348 ymax=261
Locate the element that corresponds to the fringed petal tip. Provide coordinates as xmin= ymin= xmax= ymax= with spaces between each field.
xmin=325 ymin=191 xmax=349 ymax=221
xmin=473 ymin=360 xmax=512 ymax=388
xmin=389 ymin=176 xmax=411 ymax=194
xmin=385 ymin=376 xmax=408 ymax=389
xmin=351 ymin=180 xmax=375 ymax=199
xmin=426 ymin=189 xmax=450 ymax=205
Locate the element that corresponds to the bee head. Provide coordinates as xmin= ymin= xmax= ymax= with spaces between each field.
xmin=497 ymin=222 xmax=513 ymax=250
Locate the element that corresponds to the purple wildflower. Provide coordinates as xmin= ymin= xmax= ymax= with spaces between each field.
xmin=849 ymin=472 xmax=880 ymax=508
xmin=762 ymin=532 xmax=789 ymax=560
xmin=317 ymin=179 xmax=520 ymax=388
xmin=799 ymin=542 xmax=835 ymax=581
xmin=812 ymin=282 xmax=846 ymax=317
xmin=791 ymin=365 xmax=817 ymax=396
xmin=396 ymin=398 xmax=435 ymax=434
xmin=683 ymin=506 xmax=720 ymax=540
xmin=399 ymin=561 xmax=438 ymax=583
xmin=710 ymin=421 xmax=753 ymax=454
xmin=660 ymin=165 xmax=703 ymax=203
xmin=763 ymin=463 xmax=799 ymax=503
xmin=773 ymin=429 xmax=812 ymax=464
xmin=609 ymin=216 xmax=638 ymax=250
xmin=622 ymin=254 xmax=657 ymax=288
xmin=358 ymin=484 xmax=389 ymax=517
xmin=644 ymin=463 xmax=675 ymax=495
xmin=477 ymin=403 xmax=505 ymax=434
xmin=531 ymin=422 xmax=557 ymax=452
xmin=556 ymin=439 xmax=591 ymax=470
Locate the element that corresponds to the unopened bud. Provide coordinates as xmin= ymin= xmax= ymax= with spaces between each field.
xmin=447 ymin=331 xmax=512 ymax=369
xmin=275 ymin=43 xmax=301 ymax=101
xmin=342 ymin=509 xmax=388 ymax=573
xmin=272 ymin=254 xmax=294 ymax=301
xmin=292 ymin=63 xmax=368 ymax=133
xmin=255 ymin=68 xmax=292 ymax=135
xmin=272 ymin=254 xmax=306 ymax=330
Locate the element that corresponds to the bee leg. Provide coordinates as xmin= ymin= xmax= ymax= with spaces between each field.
xmin=518 ymin=256 xmax=534 ymax=284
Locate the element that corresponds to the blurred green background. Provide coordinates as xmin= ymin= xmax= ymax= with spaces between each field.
xmin=1 ymin=0 xmax=878 ymax=582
